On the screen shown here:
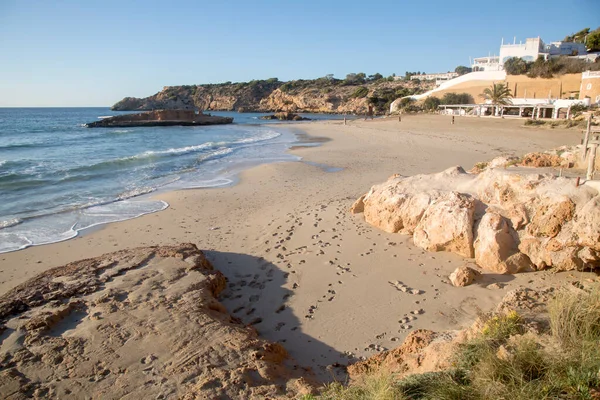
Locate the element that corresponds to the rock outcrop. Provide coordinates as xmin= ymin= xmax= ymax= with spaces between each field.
xmin=260 ymin=112 xmax=311 ymax=121
xmin=413 ymin=192 xmax=475 ymax=258
xmin=0 ymin=244 xmax=314 ymax=399
xmin=85 ymin=109 xmax=233 ymax=128
xmin=449 ymin=264 xmax=480 ymax=287
xmin=352 ymin=166 xmax=600 ymax=273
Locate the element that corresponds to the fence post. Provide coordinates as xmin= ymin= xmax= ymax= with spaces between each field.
xmin=582 ymin=115 xmax=592 ymax=162
xmin=587 ymin=143 xmax=597 ymax=181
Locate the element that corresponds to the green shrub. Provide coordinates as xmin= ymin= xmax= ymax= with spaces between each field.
xmin=440 ymin=92 xmax=474 ymax=105
xmin=422 ymin=96 xmax=441 ymax=111
xmin=351 ymin=87 xmax=369 ymax=98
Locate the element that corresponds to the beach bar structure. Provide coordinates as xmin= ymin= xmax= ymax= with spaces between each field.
xmin=438 ymin=97 xmax=590 ymax=119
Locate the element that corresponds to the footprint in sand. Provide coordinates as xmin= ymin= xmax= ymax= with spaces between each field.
xmin=249 ymin=295 xmax=260 ymax=303
xmin=389 ymin=280 xmax=423 ymax=295
xmin=275 ymin=322 xmax=286 ymax=331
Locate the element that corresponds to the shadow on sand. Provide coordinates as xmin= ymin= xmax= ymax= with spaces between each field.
xmin=205 ymin=250 xmax=350 ymax=383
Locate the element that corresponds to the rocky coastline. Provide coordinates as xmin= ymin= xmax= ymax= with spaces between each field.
xmin=260 ymin=112 xmax=311 ymax=121
xmin=110 ymin=78 xmax=430 ymax=115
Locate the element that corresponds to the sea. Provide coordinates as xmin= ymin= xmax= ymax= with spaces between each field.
xmin=0 ymin=108 xmax=346 ymax=253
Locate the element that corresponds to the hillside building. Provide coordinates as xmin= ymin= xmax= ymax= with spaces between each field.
xmin=471 ymin=37 xmax=589 ymax=72
xmin=409 ymin=72 xmax=459 ymax=86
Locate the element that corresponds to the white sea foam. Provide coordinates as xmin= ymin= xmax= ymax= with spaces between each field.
xmin=116 ymin=187 xmax=156 ymax=201
xmin=198 ymin=147 xmax=234 ymax=161
xmin=137 ymin=142 xmax=219 ymax=158
xmin=0 ymin=218 xmax=22 ymax=229
xmin=234 ymin=129 xmax=281 ymax=144
xmin=0 ymin=199 xmax=168 ymax=254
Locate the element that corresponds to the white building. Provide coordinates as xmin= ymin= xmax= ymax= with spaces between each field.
xmin=472 ymin=37 xmax=588 ymax=72
xmin=409 ymin=72 xmax=459 ymax=86
xmin=472 ymin=56 xmax=501 ymax=72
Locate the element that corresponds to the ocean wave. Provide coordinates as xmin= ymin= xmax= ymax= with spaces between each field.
xmin=0 ymin=142 xmax=43 ymax=151
xmin=139 ymin=142 xmax=216 ymax=157
xmin=0 ymin=176 xmax=53 ymax=190
xmin=198 ymin=147 xmax=234 ymax=161
xmin=116 ymin=187 xmax=156 ymax=201
xmin=233 ymin=129 xmax=281 ymax=144
xmin=0 ymin=218 xmax=22 ymax=229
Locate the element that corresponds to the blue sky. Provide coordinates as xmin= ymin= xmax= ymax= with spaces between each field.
xmin=1 ymin=0 xmax=598 ymax=107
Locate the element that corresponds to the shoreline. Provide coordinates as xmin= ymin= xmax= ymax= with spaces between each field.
xmin=0 ymin=122 xmax=312 ymax=255
xmin=0 ymin=114 xmax=591 ymax=382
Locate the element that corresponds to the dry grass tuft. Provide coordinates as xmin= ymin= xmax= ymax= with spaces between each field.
xmin=307 ymin=290 xmax=600 ymax=399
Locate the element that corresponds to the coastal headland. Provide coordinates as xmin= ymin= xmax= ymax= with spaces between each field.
xmin=1 ymin=115 xmax=597 ymax=397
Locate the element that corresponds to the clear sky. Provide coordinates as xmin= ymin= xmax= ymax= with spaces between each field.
xmin=1 ymin=0 xmax=598 ymax=107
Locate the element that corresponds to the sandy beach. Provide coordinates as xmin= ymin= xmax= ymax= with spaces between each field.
xmin=0 ymin=114 xmax=591 ymax=382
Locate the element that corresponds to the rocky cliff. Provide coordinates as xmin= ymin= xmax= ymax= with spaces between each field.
xmin=112 ymin=78 xmax=431 ymax=115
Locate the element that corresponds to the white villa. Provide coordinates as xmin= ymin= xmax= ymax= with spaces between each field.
xmin=409 ymin=72 xmax=459 ymax=85
xmin=472 ymin=37 xmax=589 ymax=72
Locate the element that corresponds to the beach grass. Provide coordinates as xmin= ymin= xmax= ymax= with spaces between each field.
xmin=305 ymin=290 xmax=600 ymax=400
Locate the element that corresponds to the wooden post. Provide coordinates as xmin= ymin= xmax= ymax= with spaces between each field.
xmin=398 ymin=115 xmax=401 ymax=122
xmin=582 ymin=116 xmax=592 ymax=161
xmin=452 ymin=115 xmax=455 ymax=125
xmin=586 ymin=143 xmax=597 ymax=181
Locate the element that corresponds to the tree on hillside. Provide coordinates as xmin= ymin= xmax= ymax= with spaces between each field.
xmin=345 ymin=72 xmax=366 ymax=84
xmin=587 ymin=29 xmax=600 ymax=52
xmin=367 ymin=73 xmax=384 ymax=82
xmin=423 ymin=96 xmax=441 ymax=111
xmin=440 ymin=92 xmax=473 ymax=105
xmin=564 ymin=28 xmax=590 ymax=43
xmin=455 ymin=66 xmax=472 ymax=76
xmin=503 ymin=57 xmax=530 ymax=75
xmin=480 ymin=83 xmax=512 ymax=116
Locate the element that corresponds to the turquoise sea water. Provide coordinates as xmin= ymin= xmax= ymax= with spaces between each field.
xmin=0 ymin=108 xmax=344 ymax=253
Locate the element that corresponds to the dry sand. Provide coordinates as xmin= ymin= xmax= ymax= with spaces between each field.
xmin=0 ymin=114 xmax=592 ymax=382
